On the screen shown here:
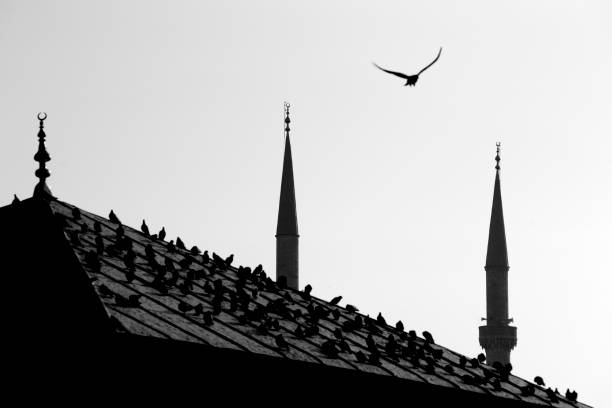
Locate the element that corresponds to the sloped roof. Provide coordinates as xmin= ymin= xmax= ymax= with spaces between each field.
xmin=26 ymin=197 xmax=588 ymax=408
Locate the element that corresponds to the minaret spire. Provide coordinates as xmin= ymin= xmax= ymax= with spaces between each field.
xmin=479 ymin=143 xmax=517 ymax=365
xmin=33 ymin=112 xmax=54 ymax=199
xmin=276 ymin=102 xmax=299 ymax=289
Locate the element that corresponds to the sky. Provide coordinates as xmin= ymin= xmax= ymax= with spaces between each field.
xmin=1 ymin=0 xmax=611 ymax=405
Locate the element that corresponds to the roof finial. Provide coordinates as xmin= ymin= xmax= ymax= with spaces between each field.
xmin=33 ymin=112 xmax=53 ymax=199
xmin=495 ymin=142 xmax=501 ymax=171
xmin=284 ymin=101 xmax=291 ymax=136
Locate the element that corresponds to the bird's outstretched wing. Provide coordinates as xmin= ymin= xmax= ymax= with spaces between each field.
xmin=372 ymin=62 xmax=409 ymax=79
xmin=417 ymin=47 xmax=442 ymax=75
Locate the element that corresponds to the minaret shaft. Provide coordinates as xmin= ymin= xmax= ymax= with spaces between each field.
xmin=479 ymin=144 xmax=517 ymax=366
xmin=276 ymin=103 xmax=299 ymax=289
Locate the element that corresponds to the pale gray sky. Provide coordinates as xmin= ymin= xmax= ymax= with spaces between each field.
xmin=1 ymin=1 xmax=610 ymax=405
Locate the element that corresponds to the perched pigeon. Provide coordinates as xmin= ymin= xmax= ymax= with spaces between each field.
xmin=71 ymin=207 xmax=81 ymax=220
xmin=140 ymin=220 xmax=150 ymax=236
xmin=158 ymin=227 xmax=166 ymax=241
xmin=534 ymin=376 xmax=545 ymax=387
xmin=565 ymin=389 xmax=577 ymax=402
xmin=109 ymin=209 xmax=121 ymax=224
xmin=275 ymin=334 xmax=289 ymax=350
xmin=395 ymin=320 xmax=404 ymax=332
xmin=345 ymin=304 xmax=359 ymax=313
xmin=355 ymin=351 xmax=367 ymax=363
xmin=330 ymin=295 xmax=342 ymax=305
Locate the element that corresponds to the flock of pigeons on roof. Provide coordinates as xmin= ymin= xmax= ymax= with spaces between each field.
xmin=36 ymin=198 xmax=580 ymax=405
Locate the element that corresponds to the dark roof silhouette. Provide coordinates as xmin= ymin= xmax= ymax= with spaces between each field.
xmin=0 ymin=195 xmax=590 ymax=407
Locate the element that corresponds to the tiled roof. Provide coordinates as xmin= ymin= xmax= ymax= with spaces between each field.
xmin=42 ymin=198 xmax=587 ymax=408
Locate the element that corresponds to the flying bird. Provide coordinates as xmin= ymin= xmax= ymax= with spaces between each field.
xmin=373 ymin=47 xmax=442 ymax=87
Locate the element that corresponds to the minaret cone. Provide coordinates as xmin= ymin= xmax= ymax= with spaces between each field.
xmin=276 ymin=102 xmax=299 ymax=289
xmin=479 ymin=143 xmax=517 ymax=366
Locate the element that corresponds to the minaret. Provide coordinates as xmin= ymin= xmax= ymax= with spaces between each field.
xmin=33 ymin=112 xmax=54 ymax=199
xmin=479 ymin=143 xmax=517 ymax=365
xmin=276 ymin=102 xmax=299 ymax=289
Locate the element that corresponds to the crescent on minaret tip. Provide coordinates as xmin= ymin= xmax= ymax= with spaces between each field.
xmin=495 ymin=143 xmax=501 ymax=170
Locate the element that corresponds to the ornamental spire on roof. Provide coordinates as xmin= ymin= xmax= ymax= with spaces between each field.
xmin=486 ymin=143 xmax=508 ymax=268
xmin=479 ymin=142 xmax=516 ymax=366
xmin=276 ymin=102 xmax=299 ymax=290
xmin=33 ymin=112 xmax=54 ymax=199
xmin=276 ymin=102 xmax=298 ymax=237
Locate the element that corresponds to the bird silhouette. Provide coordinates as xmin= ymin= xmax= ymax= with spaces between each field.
xmin=366 ymin=334 xmax=377 ymax=352
xmin=193 ymin=303 xmax=204 ymax=316
xmin=520 ymin=385 xmax=535 ymax=397
xmin=376 ymin=312 xmax=387 ymax=326
xmin=115 ymin=293 xmax=140 ymax=308
xmin=565 ymin=389 xmax=577 ymax=402
xmin=141 ymin=220 xmax=150 ymax=236
xmin=176 ymin=237 xmax=186 ymax=250
xmin=275 ymin=334 xmax=289 ymax=350
xmin=253 ymin=264 xmax=263 ymax=275
xmin=355 ymin=351 xmax=367 ymax=363
xmin=339 ymin=339 xmax=351 ymax=353
xmin=203 ymin=311 xmax=214 ymax=326
xmin=373 ymin=47 xmax=442 ymax=87
xmin=545 ymin=388 xmax=559 ymax=403
xmin=345 ymin=304 xmax=358 ymax=313
xmin=395 ymin=320 xmax=404 ymax=332
xmin=178 ymin=300 xmax=194 ymax=313
xmin=225 ymin=254 xmax=234 ymax=266
xmin=294 ymin=326 xmax=304 ymax=338
xmin=330 ymin=295 xmax=342 ymax=305
xmin=422 ymin=331 xmax=435 ymax=344
xmin=477 ymin=353 xmax=486 ymax=363
xmin=98 ymin=284 xmax=114 ymax=298
xmin=534 ymin=376 xmax=545 ymax=387
xmin=333 ymin=328 xmax=343 ymax=340
xmin=368 ymin=351 xmax=381 ymax=365
xmin=109 ymin=210 xmax=121 ymax=224
xmin=71 ymin=207 xmax=81 ymax=220
xmin=158 ymin=227 xmax=166 ymax=241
